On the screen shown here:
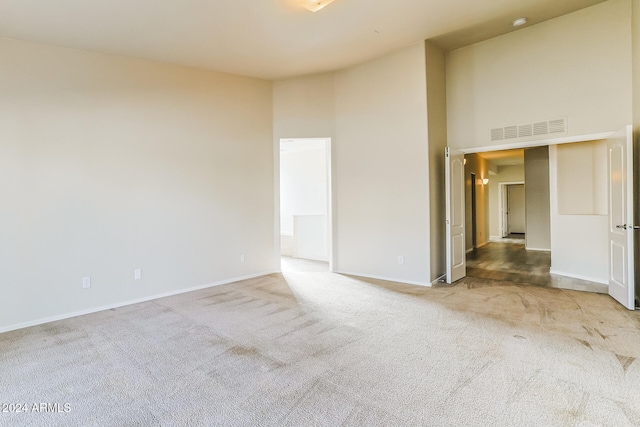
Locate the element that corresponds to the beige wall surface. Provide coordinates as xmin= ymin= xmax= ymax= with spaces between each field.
xmin=549 ymin=144 xmax=608 ymax=283
xmin=464 ymin=154 xmax=490 ymax=250
xmin=524 ymin=147 xmax=551 ymax=251
xmin=0 ymin=38 xmax=275 ymax=331
xmin=334 ymin=43 xmax=431 ymax=284
xmin=556 ymin=141 xmax=607 ymax=215
xmin=446 ymin=0 xmax=633 ymax=149
xmin=633 ymin=0 xmax=640 ymax=302
xmin=425 ymin=41 xmax=448 ymax=281
xmin=273 ymin=73 xmax=336 ymax=140
xmin=273 ymin=74 xmax=337 ymax=269
xmin=272 ymin=43 xmax=431 ymax=284
xmin=635 ymin=0 xmax=640 ymax=135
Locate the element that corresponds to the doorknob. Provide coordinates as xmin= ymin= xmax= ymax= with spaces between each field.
xmin=616 ymin=224 xmax=640 ymax=230
xmin=616 ymin=224 xmax=628 ymax=229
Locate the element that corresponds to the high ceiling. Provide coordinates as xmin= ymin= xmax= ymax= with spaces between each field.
xmin=0 ymin=0 xmax=607 ymax=80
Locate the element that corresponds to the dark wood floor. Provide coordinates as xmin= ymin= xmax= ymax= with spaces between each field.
xmin=464 ymin=242 xmax=607 ymax=294
xmin=504 ymin=233 xmax=525 ymax=239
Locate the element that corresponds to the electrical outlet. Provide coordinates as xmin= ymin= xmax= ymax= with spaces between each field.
xmin=240 ymin=254 xmax=245 ymax=262
xmin=134 ymin=268 xmax=142 ymax=280
xmin=82 ymin=276 xmax=91 ymax=289
xmin=397 ymin=256 xmax=404 ymax=265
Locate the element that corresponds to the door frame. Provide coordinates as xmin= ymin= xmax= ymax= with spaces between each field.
xmin=276 ymin=137 xmax=334 ymax=272
xmin=499 ymin=181 xmax=525 ymax=238
xmin=470 ymin=173 xmax=477 ymax=248
xmin=448 ymin=130 xmax=629 ymax=297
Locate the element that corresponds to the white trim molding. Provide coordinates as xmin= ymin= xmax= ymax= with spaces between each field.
xmin=334 ymin=270 xmax=432 ymax=287
xmin=550 ymin=269 xmax=607 ymax=285
xmin=458 ymin=131 xmax=614 ymax=154
xmin=0 ymin=271 xmax=279 ymax=334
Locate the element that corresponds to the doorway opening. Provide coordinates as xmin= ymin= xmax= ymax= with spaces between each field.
xmin=279 ymin=138 xmax=332 ymax=273
xmin=500 ymin=182 xmax=526 ymax=241
xmin=446 ymin=128 xmax=635 ymax=309
xmin=464 ymin=148 xmax=547 ymax=274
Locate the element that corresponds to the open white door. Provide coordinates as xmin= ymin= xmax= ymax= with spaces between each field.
xmin=608 ymin=125 xmax=635 ymax=310
xmin=445 ymin=147 xmax=466 ymax=283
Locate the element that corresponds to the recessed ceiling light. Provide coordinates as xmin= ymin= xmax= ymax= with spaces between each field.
xmin=512 ymin=17 xmax=528 ymax=27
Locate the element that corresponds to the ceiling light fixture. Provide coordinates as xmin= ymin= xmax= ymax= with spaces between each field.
xmin=512 ymin=17 xmax=528 ymax=27
xmin=302 ymin=0 xmax=337 ymax=12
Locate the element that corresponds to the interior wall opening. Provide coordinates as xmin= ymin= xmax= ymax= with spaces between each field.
xmin=461 ymin=141 xmax=609 ymax=294
xmin=502 ymin=183 xmax=526 ymax=240
xmin=279 ymin=138 xmax=332 ymax=273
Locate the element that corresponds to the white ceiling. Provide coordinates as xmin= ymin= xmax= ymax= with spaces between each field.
xmin=477 ymin=149 xmax=525 ymax=167
xmin=0 ymin=0 xmax=607 ymax=80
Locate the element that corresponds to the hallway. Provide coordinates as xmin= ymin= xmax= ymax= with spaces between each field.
xmin=465 ymin=242 xmax=608 ymax=294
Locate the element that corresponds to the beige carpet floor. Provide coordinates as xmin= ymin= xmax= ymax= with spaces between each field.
xmin=1 ymin=268 xmax=640 ymax=426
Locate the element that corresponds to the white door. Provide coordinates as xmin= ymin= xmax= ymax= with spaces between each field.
xmin=507 ymin=184 xmax=526 ymax=234
xmin=608 ymin=125 xmax=635 ymax=310
xmin=445 ymin=147 xmax=466 ymax=283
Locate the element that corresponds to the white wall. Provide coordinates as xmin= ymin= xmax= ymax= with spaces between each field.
xmin=549 ymin=144 xmax=608 ymax=283
xmin=273 ymin=73 xmax=336 ymax=139
xmin=634 ymin=0 xmax=640 ymax=135
xmin=447 ymin=0 xmax=633 ymax=149
xmin=464 ymin=154 xmax=490 ymax=250
xmin=334 ymin=43 xmax=431 ymax=285
xmin=524 ymin=147 xmax=551 ymax=251
xmin=273 ymin=43 xmax=431 ymax=285
xmin=273 ymin=73 xmax=336 ymax=268
xmin=633 ymin=0 xmax=640 ymax=301
xmin=0 ymin=37 xmax=275 ymax=332
xmin=556 ymin=141 xmax=607 ymax=215
xmin=488 ymin=164 xmax=524 ymax=240
xmin=426 ymin=41 xmax=448 ymax=281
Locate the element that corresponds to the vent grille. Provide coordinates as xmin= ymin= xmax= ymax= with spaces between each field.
xmin=533 ymin=121 xmax=548 ymax=135
xmin=549 ymin=119 xmax=566 ymax=134
xmin=518 ymin=124 xmax=532 ymax=138
xmin=504 ymin=126 xmax=518 ymax=139
xmin=490 ymin=118 xmax=566 ymax=142
xmin=490 ymin=128 xmax=504 ymax=141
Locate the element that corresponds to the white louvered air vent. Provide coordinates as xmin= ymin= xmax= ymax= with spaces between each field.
xmin=533 ymin=121 xmax=548 ymax=135
xmin=504 ymin=126 xmax=518 ymax=139
xmin=518 ymin=124 xmax=532 ymax=138
xmin=549 ymin=118 xmax=566 ymax=134
xmin=490 ymin=117 xmax=567 ymax=141
xmin=490 ymin=128 xmax=504 ymax=141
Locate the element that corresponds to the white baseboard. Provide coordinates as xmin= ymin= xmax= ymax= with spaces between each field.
xmin=334 ymin=270 xmax=432 ymax=287
xmin=431 ymin=274 xmax=446 ymax=286
xmin=0 ymin=271 xmax=279 ymax=334
xmin=526 ymin=246 xmax=551 ymax=252
xmin=549 ymin=269 xmax=607 ymax=285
